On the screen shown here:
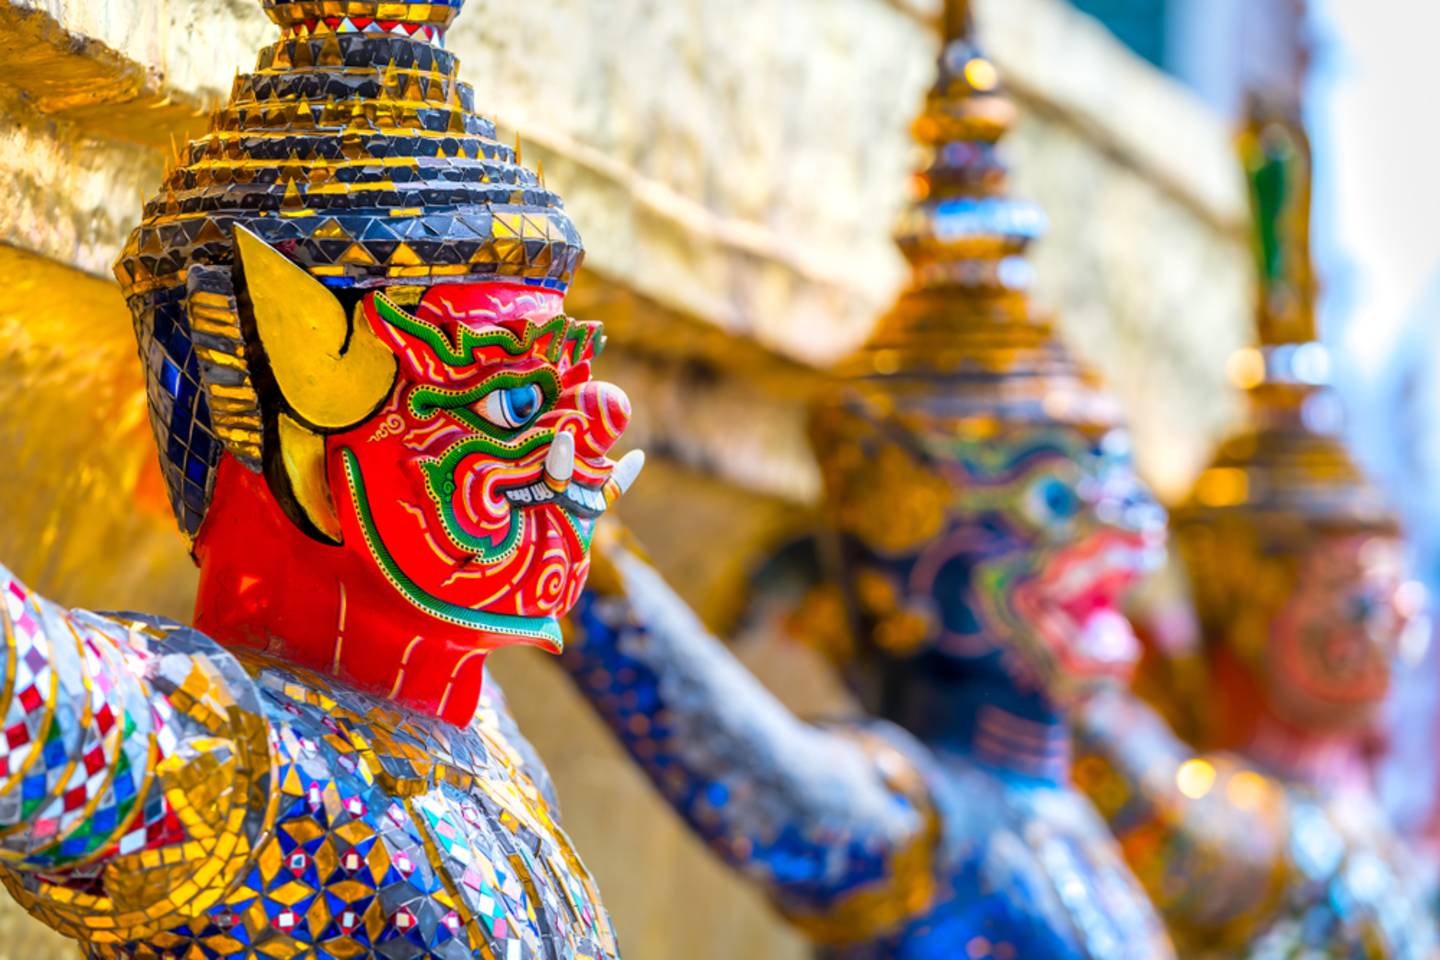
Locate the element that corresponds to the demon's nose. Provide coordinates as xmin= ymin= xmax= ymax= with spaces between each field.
xmin=572 ymin=381 xmax=632 ymax=459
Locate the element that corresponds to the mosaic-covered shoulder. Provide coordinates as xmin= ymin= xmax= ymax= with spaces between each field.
xmin=163 ymin=650 xmax=620 ymax=959
xmin=0 ymin=583 xmax=272 ymax=949
xmin=0 ymin=565 xmax=617 ymax=958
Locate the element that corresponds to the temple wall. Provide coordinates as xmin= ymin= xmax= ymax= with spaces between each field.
xmin=0 ymin=0 xmax=1253 ymax=956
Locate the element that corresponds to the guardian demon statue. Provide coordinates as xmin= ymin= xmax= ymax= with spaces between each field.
xmin=0 ymin=2 xmax=639 ymax=956
xmin=1073 ymin=103 xmax=1439 ymax=957
xmin=563 ymin=5 xmax=1177 ymax=957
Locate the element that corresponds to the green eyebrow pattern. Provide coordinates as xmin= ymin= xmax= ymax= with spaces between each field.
xmin=373 ymin=293 xmax=599 ymax=368
xmin=408 ymin=369 xmax=563 ymax=439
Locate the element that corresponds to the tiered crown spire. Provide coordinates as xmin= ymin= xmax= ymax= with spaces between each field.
xmin=1243 ymin=96 xmax=1317 ymax=348
xmin=839 ymin=1 xmax=1117 ymax=429
xmin=116 ymin=0 xmax=579 ymax=298
xmin=262 ymin=1 xmax=464 ymax=45
xmin=1181 ymin=101 xmax=1391 ymax=530
xmin=941 ymin=0 xmax=972 ymax=45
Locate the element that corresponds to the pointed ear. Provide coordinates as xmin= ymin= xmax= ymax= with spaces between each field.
xmin=233 ymin=225 xmax=397 ymax=431
xmin=233 ymin=226 xmax=398 ymax=544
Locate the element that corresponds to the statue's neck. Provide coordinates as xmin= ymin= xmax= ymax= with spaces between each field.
xmin=881 ymin=667 xmax=1071 ymax=784
xmin=1241 ymin=699 xmax=1373 ymax=792
xmin=192 ymin=456 xmax=488 ymax=726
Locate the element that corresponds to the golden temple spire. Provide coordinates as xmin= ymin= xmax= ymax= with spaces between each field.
xmin=1179 ymin=99 xmax=1390 ymax=529
xmin=837 ymin=4 xmax=1117 ymax=431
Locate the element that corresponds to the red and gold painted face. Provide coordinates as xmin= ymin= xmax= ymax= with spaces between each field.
xmin=332 ymin=282 xmax=633 ymax=652
xmin=1264 ymin=533 xmax=1421 ymax=730
xmin=194 ymin=239 xmax=642 ymax=722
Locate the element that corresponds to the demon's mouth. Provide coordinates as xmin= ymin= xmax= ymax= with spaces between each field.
xmin=495 ymin=433 xmax=636 ymax=520
xmin=1014 ymin=529 xmax=1160 ymax=678
xmin=420 ymin=429 xmax=644 ymax=560
xmin=338 ymin=432 xmax=644 ymax=641
xmin=501 ymin=479 xmax=609 ymax=517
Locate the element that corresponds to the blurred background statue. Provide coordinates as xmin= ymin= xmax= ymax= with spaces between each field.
xmin=561 ymin=3 xmax=1177 ymax=956
xmin=0 ymin=0 xmax=644 ymax=955
xmin=1072 ymin=97 xmax=1439 ymax=957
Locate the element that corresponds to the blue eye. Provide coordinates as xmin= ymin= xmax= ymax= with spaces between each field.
xmin=482 ymin=384 xmax=545 ymax=430
xmin=1045 ymin=480 xmax=1080 ymax=517
xmin=1023 ymin=475 xmax=1081 ymax=528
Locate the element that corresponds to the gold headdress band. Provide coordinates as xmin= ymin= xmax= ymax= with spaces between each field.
xmin=116 ymin=0 xmax=579 ymax=298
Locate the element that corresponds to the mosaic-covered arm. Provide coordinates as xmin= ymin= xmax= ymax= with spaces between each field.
xmin=1072 ymin=687 xmax=1290 ymax=945
xmin=564 ymin=535 xmax=938 ymax=944
xmin=0 ymin=563 xmax=272 ymax=946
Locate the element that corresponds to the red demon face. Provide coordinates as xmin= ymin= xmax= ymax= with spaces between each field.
xmin=1264 ymin=533 xmax=1421 ymax=731
xmin=330 ymin=282 xmax=636 ymax=653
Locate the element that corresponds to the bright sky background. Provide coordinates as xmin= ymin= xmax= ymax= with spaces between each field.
xmin=1311 ymin=0 xmax=1440 ymax=831
xmin=1308 ymin=0 xmax=1440 ymax=555
xmin=1310 ymin=0 xmax=1440 ymax=374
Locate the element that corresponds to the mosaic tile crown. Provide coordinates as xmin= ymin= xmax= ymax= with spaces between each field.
xmin=114 ymin=0 xmax=581 ymax=536
xmin=115 ymin=3 xmax=579 ymax=296
xmin=835 ymin=7 xmax=1118 ymax=429
xmin=262 ymin=0 xmax=467 ymax=33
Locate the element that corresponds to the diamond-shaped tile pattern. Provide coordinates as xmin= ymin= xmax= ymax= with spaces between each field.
xmin=0 ymin=567 xmax=273 ymax=941
xmin=0 ymin=562 xmax=618 ymax=958
xmin=114 ymin=0 xmax=583 ymax=538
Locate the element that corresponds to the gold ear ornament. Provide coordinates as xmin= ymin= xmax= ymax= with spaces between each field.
xmin=233 ymin=226 xmax=400 ymax=543
xmin=233 ymin=225 xmax=397 ymax=432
